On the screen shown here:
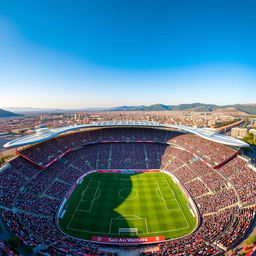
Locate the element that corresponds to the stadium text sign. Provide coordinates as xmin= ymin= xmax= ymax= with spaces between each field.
xmin=92 ymin=236 xmax=165 ymax=244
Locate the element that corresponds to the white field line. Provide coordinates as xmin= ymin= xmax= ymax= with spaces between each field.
xmin=145 ymin=226 xmax=189 ymax=234
xmin=115 ymin=215 xmax=142 ymax=219
xmin=78 ymin=181 xmax=100 ymax=212
xmin=81 ymin=175 xmax=95 ymax=197
xmin=109 ymin=217 xmax=148 ymax=234
xmin=68 ymin=224 xmax=189 ymax=235
xmin=163 ymin=175 xmax=190 ymax=228
xmin=67 ymin=179 xmax=93 ymax=229
xmin=69 ymin=227 xmax=116 ymax=235
xmin=118 ymin=188 xmax=138 ymax=200
xmin=157 ymin=182 xmax=175 ymax=199
xmin=145 ymin=218 xmax=149 ymax=233
xmin=156 ymin=182 xmax=178 ymax=212
xmin=81 ymin=180 xmax=100 ymax=200
xmin=109 ymin=218 xmax=113 ymax=234
xmin=68 ymin=173 xmax=190 ymax=235
xmin=67 ymin=180 xmax=100 ymax=229
xmin=115 ymin=173 xmax=141 ymax=181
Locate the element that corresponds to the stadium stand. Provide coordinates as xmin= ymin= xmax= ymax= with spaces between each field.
xmin=0 ymin=241 xmax=18 ymax=256
xmin=0 ymin=127 xmax=255 ymax=255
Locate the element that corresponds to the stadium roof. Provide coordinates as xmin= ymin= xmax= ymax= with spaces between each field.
xmin=3 ymin=120 xmax=249 ymax=148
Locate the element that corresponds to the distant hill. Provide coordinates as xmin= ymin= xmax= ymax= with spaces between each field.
xmin=187 ymin=106 xmax=211 ymax=112
xmin=111 ymin=104 xmax=172 ymax=111
xmin=4 ymin=103 xmax=256 ymax=115
xmin=142 ymin=104 xmax=173 ymax=111
xmin=171 ymin=103 xmax=220 ymax=111
xmin=232 ymin=104 xmax=256 ymax=115
xmin=213 ymin=107 xmax=248 ymax=115
xmin=110 ymin=105 xmax=144 ymax=111
xmin=110 ymin=103 xmax=256 ymax=114
xmin=0 ymin=109 xmax=23 ymax=118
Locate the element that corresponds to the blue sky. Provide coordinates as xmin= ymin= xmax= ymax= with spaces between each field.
xmin=0 ymin=0 xmax=256 ymax=108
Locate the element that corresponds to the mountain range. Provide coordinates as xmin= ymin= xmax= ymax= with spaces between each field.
xmin=2 ymin=103 xmax=256 ymax=115
xmin=109 ymin=103 xmax=256 ymax=115
xmin=0 ymin=109 xmax=23 ymax=118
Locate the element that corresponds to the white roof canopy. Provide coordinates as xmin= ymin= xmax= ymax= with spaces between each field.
xmin=3 ymin=121 xmax=249 ymax=148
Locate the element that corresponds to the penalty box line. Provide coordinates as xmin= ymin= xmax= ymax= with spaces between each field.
xmin=109 ymin=216 xmax=149 ymax=234
xmin=67 ymin=180 xmax=100 ymax=230
xmin=163 ymin=174 xmax=190 ymax=228
xmin=68 ymin=224 xmax=189 ymax=236
xmin=156 ymin=182 xmax=178 ymax=212
xmin=68 ymin=226 xmax=117 ymax=235
xmin=156 ymin=182 xmax=189 ymax=229
xmin=115 ymin=173 xmax=141 ymax=181
xmin=78 ymin=181 xmax=100 ymax=212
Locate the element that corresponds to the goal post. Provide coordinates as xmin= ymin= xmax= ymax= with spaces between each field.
xmin=110 ymin=217 xmax=147 ymax=234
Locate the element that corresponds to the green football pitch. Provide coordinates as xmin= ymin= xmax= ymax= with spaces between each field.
xmin=59 ymin=171 xmax=197 ymax=241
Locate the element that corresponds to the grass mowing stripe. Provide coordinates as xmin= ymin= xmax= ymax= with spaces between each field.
xmin=59 ymin=171 xmax=197 ymax=241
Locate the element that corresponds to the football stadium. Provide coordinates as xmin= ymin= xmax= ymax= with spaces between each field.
xmin=1 ymin=121 xmax=256 ymax=256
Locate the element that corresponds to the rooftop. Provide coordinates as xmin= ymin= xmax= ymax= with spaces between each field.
xmin=3 ymin=121 xmax=249 ymax=148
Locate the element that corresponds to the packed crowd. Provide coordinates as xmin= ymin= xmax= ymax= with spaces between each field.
xmin=173 ymin=134 xmax=238 ymax=167
xmin=0 ymin=241 xmax=18 ymax=256
xmin=0 ymin=166 xmax=27 ymax=207
xmin=1 ymin=208 xmax=99 ymax=255
xmin=195 ymin=189 xmax=237 ymax=213
xmin=18 ymin=128 xmax=237 ymax=169
xmin=0 ymin=127 xmax=255 ymax=255
xmin=218 ymin=156 xmax=256 ymax=206
xmin=184 ymin=179 xmax=209 ymax=198
xmin=143 ymin=206 xmax=255 ymax=256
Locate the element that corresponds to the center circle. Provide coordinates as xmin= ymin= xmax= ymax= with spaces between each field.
xmin=119 ymin=188 xmax=138 ymax=200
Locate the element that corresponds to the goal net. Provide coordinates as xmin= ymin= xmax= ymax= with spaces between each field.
xmin=118 ymin=228 xmax=138 ymax=235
